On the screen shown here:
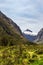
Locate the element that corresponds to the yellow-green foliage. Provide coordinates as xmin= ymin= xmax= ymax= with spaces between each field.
xmin=0 ymin=44 xmax=43 ymax=65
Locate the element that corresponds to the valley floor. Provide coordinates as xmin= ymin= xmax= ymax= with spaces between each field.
xmin=0 ymin=44 xmax=43 ymax=65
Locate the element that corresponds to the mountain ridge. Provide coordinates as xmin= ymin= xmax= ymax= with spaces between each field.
xmin=0 ymin=11 xmax=22 ymax=36
xmin=24 ymin=29 xmax=32 ymax=32
xmin=23 ymin=29 xmax=37 ymax=42
xmin=0 ymin=11 xmax=31 ymax=46
xmin=35 ymin=28 xmax=43 ymax=44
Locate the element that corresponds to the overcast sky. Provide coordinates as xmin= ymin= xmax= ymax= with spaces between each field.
xmin=0 ymin=0 xmax=43 ymax=33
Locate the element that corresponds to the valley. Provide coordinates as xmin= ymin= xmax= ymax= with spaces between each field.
xmin=0 ymin=11 xmax=43 ymax=65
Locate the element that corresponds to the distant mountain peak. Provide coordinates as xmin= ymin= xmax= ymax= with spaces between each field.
xmin=25 ymin=29 xmax=32 ymax=32
xmin=24 ymin=29 xmax=37 ymax=36
xmin=38 ymin=28 xmax=43 ymax=36
xmin=34 ymin=28 xmax=43 ymax=43
xmin=40 ymin=28 xmax=43 ymax=32
xmin=23 ymin=29 xmax=37 ymax=42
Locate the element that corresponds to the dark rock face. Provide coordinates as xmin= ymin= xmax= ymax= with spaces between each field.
xmin=0 ymin=11 xmax=22 ymax=36
xmin=36 ymin=28 xmax=43 ymax=42
xmin=25 ymin=29 xmax=32 ymax=32
xmin=0 ymin=11 xmax=29 ymax=46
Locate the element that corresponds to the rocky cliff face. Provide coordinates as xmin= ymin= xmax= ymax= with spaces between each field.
xmin=0 ymin=11 xmax=22 ymax=36
xmin=0 ymin=11 xmax=30 ymax=46
xmin=34 ymin=28 xmax=43 ymax=44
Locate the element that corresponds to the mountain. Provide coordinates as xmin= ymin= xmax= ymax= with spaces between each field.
xmin=35 ymin=28 xmax=43 ymax=44
xmin=25 ymin=29 xmax=32 ymax=32
xmin=23 ymin=29 xmax=37 ymax=42
xmin=0 ymin=12 xmax=43 ymax=65
xmin=0 ymin=11 xmax=22 ymax=36
xmin=0 ymin=11 xmax=30 ymax=46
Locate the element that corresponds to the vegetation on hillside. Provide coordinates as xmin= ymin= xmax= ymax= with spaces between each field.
xmin=0 ymin=12 xmax=43 ymax=65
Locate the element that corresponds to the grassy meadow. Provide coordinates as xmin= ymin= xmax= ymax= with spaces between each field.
xmin=0 ymin=44 xmax=43 ymax=65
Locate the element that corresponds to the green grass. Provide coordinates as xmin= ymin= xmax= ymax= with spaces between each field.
xmin=0 ymin=44 xmax=43 ymax=65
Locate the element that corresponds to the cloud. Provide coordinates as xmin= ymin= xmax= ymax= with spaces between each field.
xmin=0 ymin=0 xmax=43 ymax=33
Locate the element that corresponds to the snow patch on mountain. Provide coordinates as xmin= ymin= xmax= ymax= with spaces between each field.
xmin=24 ymin=29 xmax=37 ymax=36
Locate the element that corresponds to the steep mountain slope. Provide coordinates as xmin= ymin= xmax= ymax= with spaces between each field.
xmin=0 ymin=11 xmax=30 ymax=46
xmin=23 ymin=29 xmax=37 ymax=42
xmin=0 ymin=11 xmax=22 ymax=36
xmin=35 ymin=28 xmax=43 ymax=44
